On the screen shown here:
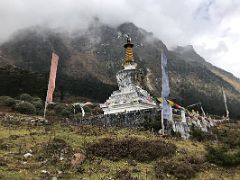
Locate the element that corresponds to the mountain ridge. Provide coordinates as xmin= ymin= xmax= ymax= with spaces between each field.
xmin=0 ymin=22 xmax=240 ymax=118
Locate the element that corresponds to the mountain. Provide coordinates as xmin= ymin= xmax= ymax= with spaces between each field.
xmin=0 ymin=22 xmax=240 ymax=119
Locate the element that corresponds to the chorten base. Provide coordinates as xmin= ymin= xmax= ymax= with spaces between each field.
xmin=101 ymin=101 xmax=157 ymax=114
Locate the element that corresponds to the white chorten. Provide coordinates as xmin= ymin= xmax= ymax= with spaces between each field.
xmin=101 ymin=35 xmax=157 ymax=114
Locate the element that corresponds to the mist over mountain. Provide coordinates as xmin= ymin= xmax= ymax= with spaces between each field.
xmin=0 ymin=22 xmax=240 ymax=119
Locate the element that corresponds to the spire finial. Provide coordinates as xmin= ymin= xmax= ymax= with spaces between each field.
xmin=126 ymin=34 xmax=131 ymax=43
xmin=124 ymin=34 xmax=134 ymax=66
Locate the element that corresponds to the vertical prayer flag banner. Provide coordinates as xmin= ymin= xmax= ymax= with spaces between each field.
xmin=47 ymin=52 xmax=59 ymax=103
xmin=161 ymin=50 xmax=170 ymax=120
xmin=222 ymin=88 xmax=229 ymax=118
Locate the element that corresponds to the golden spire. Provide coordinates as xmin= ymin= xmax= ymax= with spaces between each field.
xmin=124 ymin=34 xmax=134 ymax=65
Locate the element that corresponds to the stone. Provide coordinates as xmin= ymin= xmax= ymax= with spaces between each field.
xmin=23 ymin=153 xmax=33 ymax=158
xmin=71 ymin=153 xmax=86 ymax=167
xmin=41 ymin=170 xmax=49 ymax=174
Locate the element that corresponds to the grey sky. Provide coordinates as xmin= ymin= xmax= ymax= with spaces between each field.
xmin=0 ymin=0 xmax=239 ymax=77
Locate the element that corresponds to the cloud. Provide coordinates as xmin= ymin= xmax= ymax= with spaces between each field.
xmin=0 ymin=0 xmax=239 ymax=77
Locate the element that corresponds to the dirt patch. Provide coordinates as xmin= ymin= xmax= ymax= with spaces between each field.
xmin=86 ymin=137 xmax=176 ymax=162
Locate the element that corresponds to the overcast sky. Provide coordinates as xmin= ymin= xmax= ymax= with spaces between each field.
xmin=0 ymin=0 xmax=239 ymax=78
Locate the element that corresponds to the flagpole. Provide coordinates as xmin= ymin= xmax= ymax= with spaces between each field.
xmin=161 ymin=49 xmax=165 ymax=134
xmin=43 ymin=99 xmax=48 ymax=118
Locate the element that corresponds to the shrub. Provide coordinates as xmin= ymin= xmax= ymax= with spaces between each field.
xmin=31 ymin=98 xmax=43 ymax=115
xmin=36 ymin=138 xmax=74 ymax=170
xmin=86 ymin=137 xmax=176 ymax=162
xmin=155 ymin=156 xmax=205 ymax=179
xmin=12 ymin=100 xmax=21 ymax=110
xmin=206 ymin=145 xmax=240 ymax=167
xmin=31 ymin=99 xmax=43 ymax=109
xmin=141 ymin=116 xmax=161 ymax=132
xmin=92 ymin=107 xmax=103 ymax=115
xmin=114 ymin=169 xmax=137 ymax=180
xmin=155 ymin=160 xmax=196 ymax=179
xmin=0 ymin=96 xmax=11 ymax=105
xmin=32 ymin=97 xmax=42 ymax=102
xmin=75 ymin=113 xmax=82 ymax=119
xmin=83 ymin=106 xmax=91 ymax=113
xmin=19 ymin=93 xmax=32 ymax=102
xmin=4 ymin=97 xmax=16 ymax=107
xmin=190 ymin=126 xmax=215 ymax=142
xmin=212 ymin=125 xmax=240 ymax=148
xmin=61 ymin=108 xmax=72 ymax=117
xmin=54 ymin=103 xmax=66 ymax=114
xmin=59 ymin=105 xmax=72 ymax=117
xmin=46 ymin=110 xmax=56 ymax=116
xmin=15 ymin=101 xmax=36 ymax=115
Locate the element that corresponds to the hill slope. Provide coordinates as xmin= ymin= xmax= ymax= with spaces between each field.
xmin=0 ymin=22 xmax=240 ymax=118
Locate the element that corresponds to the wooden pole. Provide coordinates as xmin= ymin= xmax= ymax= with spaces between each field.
xmin=43 ymin=88 xmax=49 ymax=118
xmin=161 ymin=49 xmax=165 ymax=134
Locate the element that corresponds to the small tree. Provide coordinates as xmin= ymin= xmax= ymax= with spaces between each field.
xmin=19 ymin=93 xmax=32 ymax=102
xmin=31 ymin=97 xmax=43 ymax=115
xmin=4 ymin=97 xmax=16 ymax=107
xmin=15 ymin=101 xmax=36 ymax=115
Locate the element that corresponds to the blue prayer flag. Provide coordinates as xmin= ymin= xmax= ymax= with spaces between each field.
xmin=161 ymin=50 xmax=170 ymax=120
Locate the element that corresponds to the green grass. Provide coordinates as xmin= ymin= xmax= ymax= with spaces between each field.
xmin=0 ymin=114 xmax=240 ymax=179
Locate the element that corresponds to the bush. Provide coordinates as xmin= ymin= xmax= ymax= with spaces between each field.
xmin=114 ymin=169 xmax=137 ymax=180
xmin=46 ymin=110 xmax=56 ymax=116
xmin=212 ymin=125 xmax=240 ymax=148
xmin=32 ymin=97 xmax=42 ymax=102
xmin=61 ymin=108 xmax=72 ymax=117
xmin=54 ymin=103 xmax=66 ymax=114
xmin=141 ymin=116 xmax=161 ymax=132
xmin=86 ymin=137 xmax=176 ymax=162
xmin=206 ymin=145 xmax=240 ymax=167
xmin=15 ymin=101 xmax=36 ymax=115
xmin=4 ymin=97 xmax=16 ymax=107
xmin=31 ymin=99 xmax=43 ymax=109
xmin=19 ymin=93 xmax=32 ymax=102
xmin=190 ymin=126 xmax=215 ymax=142
xmin=75 ymin=113 xmax=82 ymax=119
xmin=155 ymin=156 xmax=205 ymax=179
xmin=0 ymin=96 xmax=11 ymax=105
xmin=31 ymin=98 xmax=43 ymax=115
xmin=36 ymin=138 xmax=74 ymax=170
xmin=155 ymin=160 xmax=196 ymax=179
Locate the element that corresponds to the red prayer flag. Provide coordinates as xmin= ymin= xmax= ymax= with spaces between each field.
xmin=46 ymin=52 xmax=59 ymax=103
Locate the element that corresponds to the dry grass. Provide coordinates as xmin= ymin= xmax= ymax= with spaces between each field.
xmin=0 ymin=113 xmax=240 ymax=179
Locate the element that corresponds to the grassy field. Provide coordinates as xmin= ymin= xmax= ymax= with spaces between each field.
xmin=0 ymin=113 xmax=240 ymax=179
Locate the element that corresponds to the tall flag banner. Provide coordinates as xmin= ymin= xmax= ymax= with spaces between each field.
xmin=222 ymin=88 xmax=229 ymax=119
xmin=161 ymin=50 xmax=170 ymax=120
xmin=47 ymin=52 xmax=59 ymax=103
xmin=44 ymin=52 xmax=59 ymax=117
